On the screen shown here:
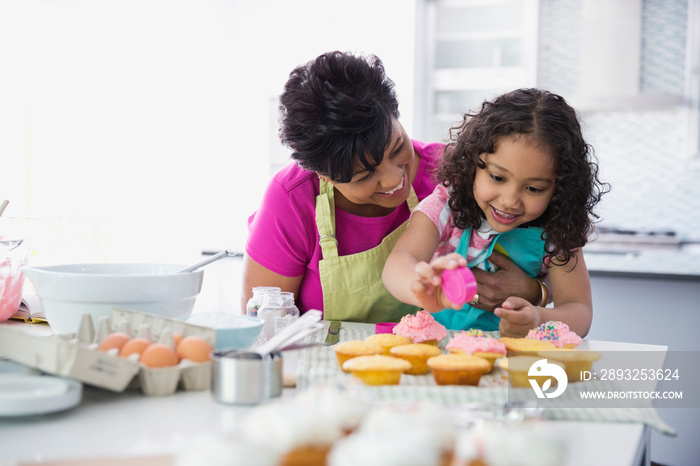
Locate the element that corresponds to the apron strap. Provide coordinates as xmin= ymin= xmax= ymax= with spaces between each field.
xmin=315 ymin=176 xmax=419 ymax=260
xmin=315 ymin=178 xmax=339 ymax=259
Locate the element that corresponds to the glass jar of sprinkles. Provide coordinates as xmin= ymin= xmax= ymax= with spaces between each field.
xmin=246 ymin=286 xmax=281 ymax=319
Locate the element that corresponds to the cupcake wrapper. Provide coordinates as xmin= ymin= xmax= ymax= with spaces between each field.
xmin=431 ymin=369 xmax=483 ymax=386
xmin=392 ymin=354 xmax=431 ymax=375
xmin=279 ymin=446 xmax=331 ymax=466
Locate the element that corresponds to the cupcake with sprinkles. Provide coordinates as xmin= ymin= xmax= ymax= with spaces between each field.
xmin=392 ymin=310 xmax=448 ymax=346
xmin=445 ymin=329 xmax=506 ymax=371
xmin=526 ymin=321 xmax=582 ymax=348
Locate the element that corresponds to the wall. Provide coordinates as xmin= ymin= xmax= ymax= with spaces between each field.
xmin=0 ymin=0 xmax=418 ymax=267
xmin=538 ymin=0 xmax=700 ymax=242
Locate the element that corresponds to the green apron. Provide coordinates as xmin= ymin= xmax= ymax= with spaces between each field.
xmin=433 ymin=226 xmax=546 ymax=331
xmin=316 ymin=178 xmax=420 ymax=323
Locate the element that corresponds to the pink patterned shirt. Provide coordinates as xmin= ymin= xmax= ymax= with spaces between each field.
xmin=413 ymin=184 xmax=548 ymax=275
xmin=414 ymin=184 xmax=498 ymax=269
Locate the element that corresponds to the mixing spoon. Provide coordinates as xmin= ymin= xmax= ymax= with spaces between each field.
xmin=176 ymin=249 xmax=239 ymax=274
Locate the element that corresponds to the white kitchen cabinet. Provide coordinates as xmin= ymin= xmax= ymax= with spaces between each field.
xmin=419 ymin=0 xmax=539 ymax=142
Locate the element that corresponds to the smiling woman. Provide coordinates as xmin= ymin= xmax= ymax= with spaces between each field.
xmin=243 ymin=51 xmax=445 ymax=323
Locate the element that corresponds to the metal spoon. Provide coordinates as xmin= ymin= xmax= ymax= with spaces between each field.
xmin=0 ymin=239 xmax=24 ymax=252
xmin=176 ymin=249 xmax=239 ymax=274
xmin=254 ymin=310 xmax=323 ymax=356
xmin=216 ymin=323 xmax=326 ymax=357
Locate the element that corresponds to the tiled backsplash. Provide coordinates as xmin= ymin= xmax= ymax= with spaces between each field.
xmin=538 ymin=0 xmax=700 ymax=241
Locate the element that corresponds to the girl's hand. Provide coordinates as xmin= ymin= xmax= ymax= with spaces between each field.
xmin=409 ymin=253 xmax=467 ymax=312
xmin=495 ymin=297 xmax=541 ymax=337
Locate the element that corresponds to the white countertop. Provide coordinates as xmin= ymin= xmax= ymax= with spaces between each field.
xmin=0 ymin=321 xmax=664 ymax=466
xmin=0 ymin=388 xmax=650 ymax=466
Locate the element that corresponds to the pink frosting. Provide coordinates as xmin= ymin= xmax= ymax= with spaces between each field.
xmin=526 ymin=321 xmax=582 ymax=348
xmin=392 ymin=310 xmax=447 ymax=343
xmin=446 ymin=332 xmax=506 ymax=355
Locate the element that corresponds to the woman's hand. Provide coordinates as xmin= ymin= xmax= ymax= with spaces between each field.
xmin=471 ymin=251 xmax=541 ymax=312
xmin=409 ymin=253 xmax=467 ymax=312
xmin=495 ymin=297 xmax=541 ymax=337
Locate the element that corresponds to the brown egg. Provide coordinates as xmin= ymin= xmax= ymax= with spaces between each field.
xmin=176 ymin=335 xmax=212 ymax=362
xmin=99 ymin=332 xmax=131 ymax=353
xmin=120 ymin=337 xmax=151 ymax=358
xmin=140 ymin=343 xmax=180 ymax=368
xmin=172 ymin=333 xmax=184 ymax=348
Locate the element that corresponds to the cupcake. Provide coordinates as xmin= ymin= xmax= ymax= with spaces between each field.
xmin=499 ymin=337 xmax=557 ymax=353
xmin=454 ymin=421 xmax=565 ymax=466
xmin=294 ymin=384 xmax=370 ymax=435
xmin=242 ymin=395 xmax=348 ymax=466
xmin=328 ymin=402 xmax=456 ymax=466
xmin=537 ymin=349 xmax=601 ymax=382
xmin=365 ymin=333 xmax=413 ymax=356
xmin=446 ymin=331 xmax=507 ymax=372
xmin=526 ymin=321 xmax=582 ymax=348
xmin=496 ymin=355 xmax=565 ymax=388
xmin=393 ymin=310 xmax=448 ymax=345
xmin=389 ymin=343 xmax=442 ymax=375
xmin=427 ymin=354 xmax=490 ymax=386
xmin=342 ymin=355 xmax=412 ymax=386
xmin=333 ymin=340 xmax=383 ymax=372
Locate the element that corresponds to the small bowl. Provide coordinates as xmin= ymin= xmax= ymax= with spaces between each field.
xmin=183 ymin=313 xmax=263 ymax=349
xmin=23 ymin=263 xmax=203 ymax=335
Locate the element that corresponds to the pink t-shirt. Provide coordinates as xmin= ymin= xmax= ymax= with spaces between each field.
xmin=245 ymin=140 xmax=444 ymax=314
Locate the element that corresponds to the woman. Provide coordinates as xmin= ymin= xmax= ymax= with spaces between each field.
xmin=242 ymin=51 xmax=542 ymax=323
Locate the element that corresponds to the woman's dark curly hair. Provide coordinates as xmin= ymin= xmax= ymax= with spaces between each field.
xmin=278 ymin=51 xmax=400 ymax=183
xmin=439 ymin=88 xmax=610 ymax=266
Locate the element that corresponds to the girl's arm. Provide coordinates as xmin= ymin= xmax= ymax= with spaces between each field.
xmin=496 ymin=249 xmax=593 ymax=337
xmin=382 ymin=212 xmax=466 ymax=312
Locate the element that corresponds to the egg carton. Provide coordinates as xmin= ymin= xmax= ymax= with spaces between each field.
xmin=0 ymin=308 xmax=217 ymax=396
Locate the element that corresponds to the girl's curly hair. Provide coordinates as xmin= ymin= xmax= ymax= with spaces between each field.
xmin=438 ymin=88 xmax=610 ymax=266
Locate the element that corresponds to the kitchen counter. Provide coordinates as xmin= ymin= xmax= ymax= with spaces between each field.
xmin=0 ymin=386 xmax=651 ymax=466
xmin=0 ymin=321 xmax=668 ymax=466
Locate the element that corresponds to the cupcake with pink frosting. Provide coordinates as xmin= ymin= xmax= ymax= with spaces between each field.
xmin=445 ymin=330 xmax=507 ymax=371
xmin=392 ymin=310 xmax=447 ymax=346
xmin=526 ymin=321 xmax=582 ymax=348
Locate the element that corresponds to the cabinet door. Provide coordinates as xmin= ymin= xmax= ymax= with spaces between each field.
xmin=421 ymin=0 xmax=539 ymax=142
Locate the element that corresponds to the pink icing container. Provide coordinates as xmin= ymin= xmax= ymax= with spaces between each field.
xmin=441 ymin=266 xmax=477 ymax=306
xmin=375 ymin=322 xmax=398 ymax=334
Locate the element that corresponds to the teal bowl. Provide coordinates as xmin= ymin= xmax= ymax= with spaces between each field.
xmin=183 ymin=313 xmax=264 ymax=350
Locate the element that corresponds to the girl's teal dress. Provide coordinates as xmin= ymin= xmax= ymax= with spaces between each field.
xmin=433 ymin=226 xmax=546 ymax=331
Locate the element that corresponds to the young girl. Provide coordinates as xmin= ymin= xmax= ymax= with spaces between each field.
xmin=382 ymin=88 xmax=609 ymax=337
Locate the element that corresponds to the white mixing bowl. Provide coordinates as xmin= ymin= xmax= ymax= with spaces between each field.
xmin=23 ymin=263 xmax=204 ymax=335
